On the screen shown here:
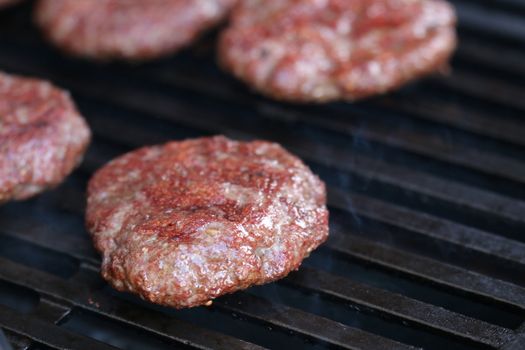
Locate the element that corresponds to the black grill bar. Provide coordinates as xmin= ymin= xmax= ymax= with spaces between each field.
xmin=503 ymin=323 xmax=525 ymax=350
xmin=0 ymin=304 xmax=118 ymax=350
xmin=457 ymin=39 xmax=525 ymax=79
xmin=328 ymin=189 xmax=525 ymax=267
xmin=250 ymin=102 xmax=525 ymax=186
xmin=453 ymin=0 xmax=525 ymax=43
xmin=433 ymin=71 xmax=525 ymax=113
xmin=3 ymin=329 xmax=30 ymax=350
xmin=0 ymin=328 xmax=13 ymax=350
xmin=32 ymin=299 xmax=70 ymax=324
xmin=286 ymin=267 xmax=514 ymax=348
xmin=215 ymin=293 xmax=416 ymax=350
xmin=324 ymin=235 xmax=525 ymax=311
xmin=378 ymin=95 xmax=525 ymax=148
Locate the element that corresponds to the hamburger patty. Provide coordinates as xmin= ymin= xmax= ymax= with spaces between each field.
xmin=35 ymin=0 xmax=236 ymax=61
xmin=219 ymin=0 xmax=457 ymax=102
xmin=86 ymin=136 xmax=329 ymax=308
xmin=0 ymin=71 xmax=91 ymax=203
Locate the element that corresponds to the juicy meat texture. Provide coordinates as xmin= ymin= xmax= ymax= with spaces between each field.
xmin=219 ymin=0 xmax=457 ymax=102
xmin=0 ymin=71 xmax=91 ymax=203
xmin=35 ymin=0 xmax=237 ymax=61
xmin=86 ymin=136 xmax=329 ymax=308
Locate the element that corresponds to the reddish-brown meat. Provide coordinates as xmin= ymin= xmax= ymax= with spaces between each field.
xmin=0 ymin=71 xmax=91 ymax=203
xmin=86 ymin=136 xmax=328 ymax=308
xmin=219 ymin=0 xmax=457 ymax=102
xmin=35 ymin=0 xmax=236 ymax=61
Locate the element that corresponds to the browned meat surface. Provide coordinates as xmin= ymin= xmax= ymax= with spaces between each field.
xmin=35 ymin=0 xmax=237 ymax=61
xmin=0 ymin=71 xmax=91 ymax=203
xmin=219 ymin=0 xmax=457 ymax=102
xmin=87 ymin=136 xmax=329 ymax=308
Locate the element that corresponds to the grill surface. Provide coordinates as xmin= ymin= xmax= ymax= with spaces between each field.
xmin=1 ymin=1 xmax=525 ymax=349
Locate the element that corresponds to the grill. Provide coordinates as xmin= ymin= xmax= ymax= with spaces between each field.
xmin=1 ymin=1 xmax=525 ymax=349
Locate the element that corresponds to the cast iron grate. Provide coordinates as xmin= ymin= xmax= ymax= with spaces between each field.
xmin=0 ymin=1 xmax=524 ymax=349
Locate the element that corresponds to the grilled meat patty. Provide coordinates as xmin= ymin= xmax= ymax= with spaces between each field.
xmin=0 ymin=71 xmax=91 ymax=203
xmin=35 ymin=0 xmax=237 ymax=61
xmin=219 ymin=0 xmax=457 ymax=102
xmin=86 ymin=136 xmax=329 ymax=308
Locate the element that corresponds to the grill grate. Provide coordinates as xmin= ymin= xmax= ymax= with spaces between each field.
xmin=1 ymin=0 xmax=525 ymax=349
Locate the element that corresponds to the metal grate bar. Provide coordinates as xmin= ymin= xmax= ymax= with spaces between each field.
xmin=0 ymin=304 xmax=118 ymax=350
xmin=433 ymin=71 xmax=525 ymax=112
xmin=328 ymin=188 xmax=525 ymax=266
xmin=0 ymin=224 xmax=98 ymax=267
xmin=3 ymin=329 xmax=31 ymax=350
xmin=286 ymin=267 xmax=515 ymax=348
xmin=215 ymin=293 xmax=416 ymax=350
xmin=324 ymin=235 xmax=525 ymax=311
xmin=0 ymin=258 xmax=265 ymax=350
xmin=454 ymin=1 xmax=525 ymax=43
xmin=255 ymin=104 xmax=525 ymax=185
xmin=32 ymin=299 xmax=70 ymax=324
xmin=378 ymin=94 xmax=525 ymax=148
xmin=502 ymin=323 xmax=525 ymax=350
xmin=456 ymin=39 xmax=525 ymax=78
xmin=465 ymin=0 xmax=525 ymax=12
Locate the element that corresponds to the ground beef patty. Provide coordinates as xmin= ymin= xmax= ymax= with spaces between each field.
xmin=219 ymin=0 xmax=457 ymax=102
xmin=35 ymin=0 xmax=236 ymax=61
xmin=86 ymin=136 xmax=328 ymax=308
xmin=0 ymin=71 xmax=91 ymax=203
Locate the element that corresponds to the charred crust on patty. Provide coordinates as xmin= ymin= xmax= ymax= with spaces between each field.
xmin=86 ymin=136 xmax=329 ymax=308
